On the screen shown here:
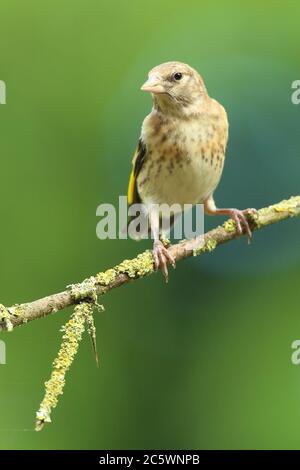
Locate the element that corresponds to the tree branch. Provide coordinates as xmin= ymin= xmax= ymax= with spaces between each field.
xmin=1 ymin=195 xmax=300 ymax=331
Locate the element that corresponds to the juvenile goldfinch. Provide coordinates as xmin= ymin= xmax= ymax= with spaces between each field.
xmin=127 ymin=61 xmax=255 ymax=280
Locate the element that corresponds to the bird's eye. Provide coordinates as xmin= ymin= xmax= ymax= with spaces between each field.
xmin=173 ymin=72 xmax=183 ymax=81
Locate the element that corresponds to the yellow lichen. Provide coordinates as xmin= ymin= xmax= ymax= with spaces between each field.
xmin=67 ymin=252 xmax=154 ymax=305
xmin=255 ymin=197 xmax=300 ymax=228
xmin=160 ymin=236 xmax=171 ymax=248
xmin=255 ymin=208 xmax=268 ymax=228
xmin=0 ymin=304 xmax=13 ymax=332
xmin=96 ymin=268 xmax=117 ymax=286
xmin=35 ymin=301 xmax=94 ymax=431
xmin=68 ymin=277 xmax=97 ymax=303
xmin=205 ymin=239 xmax=218 ymax=252
xmin=96 ymin=252 xmax=154 ymax=283
xmin=116 ymin=251 xmax=154 ymax=278
xmin=193 ymin=237 xmax=217 ymax=256
xmin=273 ymin=199 xmax=297 ymax=214
xmin=223 ymin=219 xmax=236 ymax=233
xmin=9 ymin=304 xmax=23 ymax=317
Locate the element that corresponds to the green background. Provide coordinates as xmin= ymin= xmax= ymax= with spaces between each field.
xmin=0 ymin=0 xmax=300 ymax=450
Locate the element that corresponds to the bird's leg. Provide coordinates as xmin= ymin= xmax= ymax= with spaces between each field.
xmin=149 ymin=208 xmax=176 ymax=282
xmin=204 ymin=195 xmax=257 ymax=242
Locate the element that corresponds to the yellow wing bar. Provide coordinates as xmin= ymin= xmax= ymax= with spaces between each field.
xmin=127 ymin=169 xmax=136 ymax=206
xmin=127 ymin=139 xmax=146 ymax=206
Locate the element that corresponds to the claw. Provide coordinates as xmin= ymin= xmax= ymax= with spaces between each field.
xmin=153 ymin=240 xmax=176 ymax=282
xmin=229 ymin=208 xmax=256 ymax=243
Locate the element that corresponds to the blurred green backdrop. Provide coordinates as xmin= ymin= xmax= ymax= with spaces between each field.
xmin=0 ymin=0 xmax=300 ymax=450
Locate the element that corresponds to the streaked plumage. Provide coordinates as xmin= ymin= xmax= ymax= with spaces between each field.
xmin=128 ymin=61 xmax=255 ymax=280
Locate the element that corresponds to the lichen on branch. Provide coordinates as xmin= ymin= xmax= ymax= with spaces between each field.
xmin=35 ymin=301 xmax=98 ymax=431
xmin=0 ymin=194 xmax=299 ymax=431
xmin=0 ymin=195 xmax=299 ymax=333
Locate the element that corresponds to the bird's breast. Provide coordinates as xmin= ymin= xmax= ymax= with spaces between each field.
xmin=138 ymin=113 xmax=228 ymax=208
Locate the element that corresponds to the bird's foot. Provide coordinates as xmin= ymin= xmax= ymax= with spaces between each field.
xmin=225 ymin=208 xmax=257 ymax=242
xmin=153 ymin=240 xmax=176 ymax=282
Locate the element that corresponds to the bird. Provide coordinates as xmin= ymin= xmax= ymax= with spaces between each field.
xmin=127 ymin=61 xmax=255 ymax=280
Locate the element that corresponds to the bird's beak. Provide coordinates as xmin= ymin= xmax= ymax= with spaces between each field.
xmin=141 ymin=75 xmax=165 ymax=94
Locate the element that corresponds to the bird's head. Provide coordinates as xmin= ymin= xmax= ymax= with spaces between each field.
xmin=141 ymin=61 xmax=208 ymax=116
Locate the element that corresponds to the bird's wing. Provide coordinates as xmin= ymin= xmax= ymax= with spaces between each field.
xmin=127 ymin=138 xmax=147 ymax=206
